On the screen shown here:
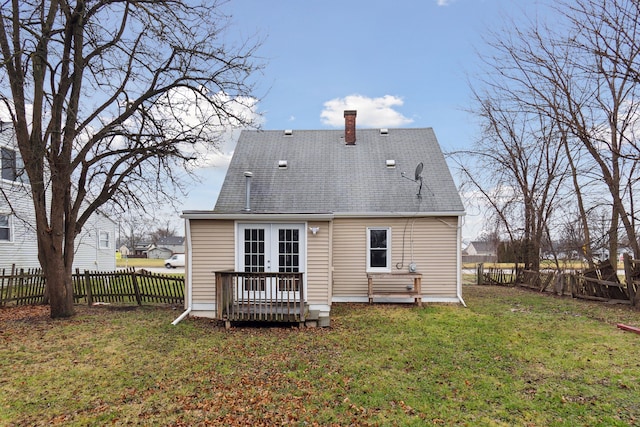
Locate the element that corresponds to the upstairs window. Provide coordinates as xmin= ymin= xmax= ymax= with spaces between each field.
xmin=367 ymin=227 xmax=391 ymax=272
xmin=0 ymin=214 xmax=11 ymax=241
xmin=99 ymin=231 xmax=111 ymax=249
xmin=1 ymin=147 xmax=16 ymax=181
xmin=0 ymin=147 xmax=26 ymax=183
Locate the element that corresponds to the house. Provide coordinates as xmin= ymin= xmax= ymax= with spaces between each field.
xmin=465 ymin=241 xmax=497 ymax=257
xmin=462 ymin=240 xmax=498 ymax=263
xmin=177 ymin=110 xmax=465 ymax=327
xmin=0 ymin=121 xmax=116 ymax=272
xmin=147 ymin=236 xmax=185 ymax=259
xmin=133 ymin=242 xmax=151 ymax=257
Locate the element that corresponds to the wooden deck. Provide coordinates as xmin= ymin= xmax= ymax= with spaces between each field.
xmin=216 ymin=271 xmax=306 ymax=328
xmin=222 ymin=302 xmax=307 ymax=324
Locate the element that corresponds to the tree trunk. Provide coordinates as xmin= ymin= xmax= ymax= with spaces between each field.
xmin=609 ymin=208 xmax=619 ymax=271
xmin=563 ymin=139 xmax=595 ymax=268
xmin=35 ymin=171 xmax=77 ymax=318
xmin=45 ymin=262 xmax=75 ymax=318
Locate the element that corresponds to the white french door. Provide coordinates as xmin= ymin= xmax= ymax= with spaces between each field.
xmin=237 ymin=223 xmax=305 ymax=301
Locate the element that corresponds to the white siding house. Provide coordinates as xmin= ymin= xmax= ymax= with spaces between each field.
xmin=0 ymin=122 xmax=116 ymax=272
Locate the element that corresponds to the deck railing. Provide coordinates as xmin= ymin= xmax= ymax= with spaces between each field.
xmin=215 ymin=271 xmax=306 ymax=324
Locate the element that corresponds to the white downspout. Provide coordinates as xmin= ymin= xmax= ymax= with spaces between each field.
xmin=456 ymin=215 xmax=467 ymax=307
xmin=172 ymin=217 xmax=193 ymax=325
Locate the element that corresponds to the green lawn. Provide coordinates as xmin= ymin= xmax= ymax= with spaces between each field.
xmin=462 ymin=261 xmax=591 ymax=270
xmin=116 ymin=257 xmax=167 ymax=268
xmin=1 ymin=285 xmax=639 ymax=426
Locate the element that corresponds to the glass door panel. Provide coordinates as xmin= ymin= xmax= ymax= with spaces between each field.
xmin=239 ymin=226 xmax=269 ymax=300
xmin=276 ymin=227 xmax=301 ymax=300
xmin=238 ymin=223 xmax=305 ymax=302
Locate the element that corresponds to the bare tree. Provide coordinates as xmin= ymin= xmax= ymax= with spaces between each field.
xmin=149 ymin=221 xmax=178 ymax=243
xmin=117 ymin=212 xmax=149 ymax=254
xmin=454 ymin=91 xmax=568 ymax=271
xmin=0 ymin=1 xmax=263 ymax=317
xmin=464 ymin=0 xmax=640 ymax=269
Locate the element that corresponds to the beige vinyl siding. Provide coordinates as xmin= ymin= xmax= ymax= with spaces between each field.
xmin=332 ymin=216 xmax=459 ymax=298
xmin=189 ymin=219 xmax=235 ymax=307
xmin=189 ymin=219 xmax=333 ymax=311
xmin=306 ymin=220 xmax=331 ymax=305
xmin=411 ymin=217 xmax=459 ymax=297
xmin=332 ymin=219 xmax=368 ymax=296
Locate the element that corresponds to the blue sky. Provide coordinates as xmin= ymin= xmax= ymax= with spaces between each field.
xmin=181 ymin=0 xmax=545 ymax=240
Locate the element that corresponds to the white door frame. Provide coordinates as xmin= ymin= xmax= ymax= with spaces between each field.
xmin=236 ymin=222 xmax=306 ymax=301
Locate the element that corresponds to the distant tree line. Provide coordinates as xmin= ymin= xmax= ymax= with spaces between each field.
xmin=117 ymin=214 xmax=181 ymax=252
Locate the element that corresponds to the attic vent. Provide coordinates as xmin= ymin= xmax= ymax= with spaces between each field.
xmin=284 ymin=129 xmax=293 ymax=136
xmin=386 ymin=159 xmax=396 ymax=168
xmin=278 ymin=160 xmax=288 ymax=169
xmin=380 ymin=128 xmax=389 ymax=135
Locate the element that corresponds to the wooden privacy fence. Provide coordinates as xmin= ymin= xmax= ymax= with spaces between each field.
xmin=569 ymin=261 xmax=631 ymax=304
xmin=476 ymin=255 xmax=640 ymax=306
xmin=0 ymin=267 xmax=184 ymax=307
xmin=518 ymin=270 xmax=559 ymax=293
xmin=477 ymin=263 xmax=519 ymax=286
xmin=0 ymin=266 xmax=47 ymax=306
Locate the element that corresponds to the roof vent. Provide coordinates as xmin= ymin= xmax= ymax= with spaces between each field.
xmin=284 ymin=129 xmax=293 ymax=136
xmin=278 ymin=160 xmax=288 ymax=169
xmin=386 ymin=159 xmax=396 ymax=168
xmin=380 ymin=128 xmax=389 ymax=135
xmin=243 ymin=171 xmax=253 ymax=212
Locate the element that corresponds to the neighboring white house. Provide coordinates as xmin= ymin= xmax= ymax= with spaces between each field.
xmin=465 ymin=241 xmax=497 ymax=257
xmin=0 ymin=121 xmax=116 ymax=272
xmin=462 ymin=240 xmax=498 ymax=263
xmin=147 ymin=236 xmax=185 ymax=259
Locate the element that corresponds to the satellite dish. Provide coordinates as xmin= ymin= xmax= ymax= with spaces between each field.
xmin=401 ymin=162 xmax=425 ymax=199
xmin=414 ymin=162 xmax=424 ymax=181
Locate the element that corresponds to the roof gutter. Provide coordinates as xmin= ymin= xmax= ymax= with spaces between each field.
xmin=181 ymin=211 xmax=464 ymax=220
xmin=172 ymin=217 xmax=193 ymax=325
xmin=181 ymin=211 xmax=335 ymax=221
xmin=333 ymin=211 xmax=466 ymax=218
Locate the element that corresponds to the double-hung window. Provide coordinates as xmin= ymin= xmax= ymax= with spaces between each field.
xmin=99 ymin=231 xmax=110 ymax=249
xmin=1 ymin=146 xmax=26 ymax=183
xmin=367 ymin=227 xmax=391 ymax=272
xmin=0 ymin=214 xmax=11 ymax=242
xmin=1 ymin=147 xmax=17 ymax=181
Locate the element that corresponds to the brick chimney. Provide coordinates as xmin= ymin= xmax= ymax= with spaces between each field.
xmin=344 ymin=110 xmax=357 ymax=145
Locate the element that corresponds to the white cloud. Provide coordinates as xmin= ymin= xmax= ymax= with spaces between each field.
xmin=320 ymin=94 xmax=413 ymax=128
xmin=436 ymin=0 xmax=455 ymax=5
xmin=137 ymin=88 xmax=262 ymax=169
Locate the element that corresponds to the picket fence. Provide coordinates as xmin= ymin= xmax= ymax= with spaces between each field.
xmin=0 ymin=266 xmax=184 ymax=307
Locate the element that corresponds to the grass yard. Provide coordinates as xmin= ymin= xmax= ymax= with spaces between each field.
xmin=116 ymin=257 xmax=167 ymax=268
xmin=1 ymin=285 xmax=639 ymax=426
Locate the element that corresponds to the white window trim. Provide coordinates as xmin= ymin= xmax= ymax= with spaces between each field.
xmin=0 ymin=213 xmax=12 ymax=243
xmin=98 ymin=230 xmax=111 ymax=249
xmin=366 ymin=227 xmax=391 ymax=273
xmin=0 ymin=144 xmax=28 ymax=185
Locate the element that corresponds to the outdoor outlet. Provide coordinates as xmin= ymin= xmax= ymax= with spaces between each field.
xmin=408 ymin=262 xmax=417 ymax=273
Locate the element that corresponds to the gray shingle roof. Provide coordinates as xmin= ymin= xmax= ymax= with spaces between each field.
xmin=214 ymin=128 xmax=464 ymax=215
